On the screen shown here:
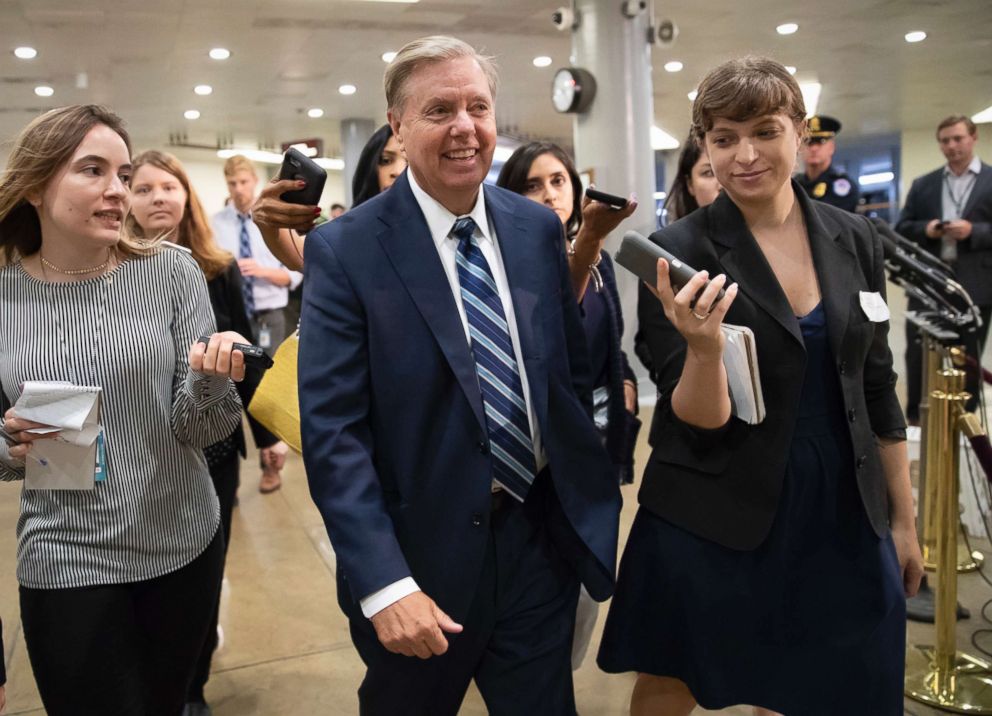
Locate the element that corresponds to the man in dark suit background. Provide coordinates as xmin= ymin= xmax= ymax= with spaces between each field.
xmin=297 ymin=35 xmax=620 ymax=715
xmin=897 ymin=115 xmax=992 ymax=421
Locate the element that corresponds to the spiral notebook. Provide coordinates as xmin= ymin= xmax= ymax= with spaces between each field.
xmin=721 ymin=324 xmax=765 ymax=424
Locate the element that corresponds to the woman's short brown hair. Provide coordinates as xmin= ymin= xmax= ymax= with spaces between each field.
xmin=691 ymin=56 xmax=806 ymax=144
xmin=128 ymin=150 xmax=233 ymax=280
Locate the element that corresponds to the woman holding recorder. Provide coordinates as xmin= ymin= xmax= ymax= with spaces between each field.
xmin=597 ymin=57 xmax=922 ymax=715
xmin=0 ymin=105 xmax=247 ymax=715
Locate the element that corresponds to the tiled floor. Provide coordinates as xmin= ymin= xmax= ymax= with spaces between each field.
xmin=4 ymin=284 xmax=992 ymax=715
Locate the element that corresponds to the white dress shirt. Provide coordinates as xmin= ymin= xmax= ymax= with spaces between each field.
xmin=211 ymin=204 xmax=303 ymax=311
xmin=942 ymin=156 xmax=982 ymax=220
xmin=359 ymin=171 xmax=547 ymax=619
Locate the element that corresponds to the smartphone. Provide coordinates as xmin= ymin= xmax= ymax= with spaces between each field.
xmin=278 ymin=148 xmax=327 ymax=206
xmin=198 ymin=336 xmax=275 ymax=371
xmin=585 ymin=188 xmax=629 ymax=210
xmin=614 ymin=231 xmax=726 ymax=302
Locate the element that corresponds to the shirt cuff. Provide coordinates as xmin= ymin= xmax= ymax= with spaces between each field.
xmin=359 ymin=577 xmax=420 ymax=619
xmin=185 ymin=371 xmax=232 ymax=408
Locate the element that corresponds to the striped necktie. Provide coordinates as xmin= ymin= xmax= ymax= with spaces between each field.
xmin=452 ymin=216 xmax=536 ymax=501
xmin=238 ymin=213 xmax=256 ymax=317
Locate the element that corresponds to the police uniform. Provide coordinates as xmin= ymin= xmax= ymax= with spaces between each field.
xmin=795 ymin=115 xmax=860 ymax=213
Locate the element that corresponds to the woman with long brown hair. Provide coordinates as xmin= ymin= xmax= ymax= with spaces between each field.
xmin=0 ymin=105 xmax=246 ymax=714
xmin=127 ymin=149 xmax=283 ymax=714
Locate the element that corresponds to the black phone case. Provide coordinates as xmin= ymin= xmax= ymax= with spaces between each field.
xmin=614 ymin=231 xmax=726 ymax=302
xmin=584 ymin=187 xmax=628 ymax=209
xmin=278 ymin=148 xmax=327 ymax=206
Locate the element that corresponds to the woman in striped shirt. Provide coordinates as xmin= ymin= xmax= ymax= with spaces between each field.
xmin=0 ymin=105 xmax=246 ymax=715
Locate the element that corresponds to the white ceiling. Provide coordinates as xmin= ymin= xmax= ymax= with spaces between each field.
xmin=1 ymin=0 xmax=990 ymax=161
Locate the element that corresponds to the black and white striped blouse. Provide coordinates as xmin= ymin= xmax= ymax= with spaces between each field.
xmin=0 ymin=245 xmax=242 ymax=589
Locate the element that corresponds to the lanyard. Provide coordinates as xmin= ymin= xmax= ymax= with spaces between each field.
xmin=944 ymin=172 xmax=977 ymax=218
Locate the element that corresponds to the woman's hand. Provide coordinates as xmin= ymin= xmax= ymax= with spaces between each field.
xmin=891 ymin=521 xmax=924 ymax=597
xmin=624 ymin=380 xmax=637 ymax=414
xmin=189 ymin=332 xmax=251 ymax=383
xmin=573 ymin=192 xmax=638 ymax=251
xmin=3 ymin=406 xmax=60 ymax=461
xmin=647 ymin=258 xmax=738 ymax=362
xmin=252 ymin=179 xmax=321 ymax=234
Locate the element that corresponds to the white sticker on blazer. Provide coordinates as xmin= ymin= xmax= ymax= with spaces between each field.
xmin=859 ymin=291 xmax=890 ymax=322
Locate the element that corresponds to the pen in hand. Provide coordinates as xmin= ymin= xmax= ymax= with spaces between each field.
xmin=0 ymin=426 xmax=49 ymax=467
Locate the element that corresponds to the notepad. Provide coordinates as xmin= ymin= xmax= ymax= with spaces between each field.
xmin=721 ymin=324 xmax=765 ymax=425
xmin=15 ymin=381 xmax=103 ymax=490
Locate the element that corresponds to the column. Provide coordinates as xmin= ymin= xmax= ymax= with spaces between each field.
xmin=340 ymin=118 xmax=376 ymax=207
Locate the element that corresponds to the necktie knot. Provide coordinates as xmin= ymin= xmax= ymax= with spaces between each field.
xmin=451 ymin=216 xmax=478 ymax=248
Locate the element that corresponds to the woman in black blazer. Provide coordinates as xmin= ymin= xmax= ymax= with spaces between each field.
xmin=597 ymin=57 xmax=923 ymax=716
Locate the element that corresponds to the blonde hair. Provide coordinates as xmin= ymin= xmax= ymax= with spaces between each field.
xmin=128 ymin=150 xmax=234 ymax=280
xmin=384 ymin=35 xmax=498 ymax=114
xmin=223 ymin=154 xmax=256 ymax=178
xmin=691 ymin=56 xmax=806 ymax=144
xmin=0 ymin=105 xmax=155 ymax=265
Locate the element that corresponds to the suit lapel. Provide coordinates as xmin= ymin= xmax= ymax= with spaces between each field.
xmin=709 ymin=193 xmax=803 ymax=347
xmin=800 ymin=190 xmax=855 ymax=362
xmin=963 ymin=164 xmax=992 ymax=217
xmin=375 ymin=174 xmax=487 ymax=432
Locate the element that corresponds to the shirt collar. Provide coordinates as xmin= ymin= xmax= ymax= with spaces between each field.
xmin=944 ymin=156 xmax=982 ymax=177
xmin=407 ymin=169 xmax=491 ymax=250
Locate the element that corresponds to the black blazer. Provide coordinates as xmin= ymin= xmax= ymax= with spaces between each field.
xmin=895 ymin=162 xmax=992 ymax=305
xmin=207 ymin=260 xmax=279 ymax=453
xmin=638 ymin=184 xmax=906 ymax=550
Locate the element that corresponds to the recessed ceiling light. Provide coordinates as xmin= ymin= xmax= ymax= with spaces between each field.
xmin=184 ymin=110 xmax=201 ymax=120
xmin=973 ymin=105 xmax=992 ymax=124
xmin=14 ymin=47 xmax=37 ymax=59
xmin=194 ymin=84 xmax=213 ymax=95
xmin=382 ymin=51 xmax=397 ymax=63
xmin=533 ymin=56 xmax=553 ymax=68
xmin=651 ymin=126 xmax=681 ymax=151
xmin=664 ymin=61 xmax=684 ymax=73
xmin=776 ymin=22 xmax=799 ymax=35
xmin=307 ymin=108 xmax=324 ymax=118
xmin=905 ymin=31 xmax=927 ymax=43
xmin=34 ymin=85 xmax=54 ymax=97
xmin=209 ymin=48 xmax=231 ymax=60
xmin=785 ymin=66 xmax=797 ymax=75
xmin=688 ymin=89 xmax=698 ymax=101
xmin=339 ymin=84 xmax=357 ymax=95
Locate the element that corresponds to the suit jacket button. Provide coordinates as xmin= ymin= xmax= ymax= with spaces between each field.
xmin=856 ymin=455 xmax=867 ymax=469
xmin=848 ymin=409 xmax=856 ymax=423
xmin=477 ymin=440 xmax=488 ymax=454
xmin=471 ymin=514 xmax=483 ymax=527
xmin=839 ymin=361 xmax=847 ymax=375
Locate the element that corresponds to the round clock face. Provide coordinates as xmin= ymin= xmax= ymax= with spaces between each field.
xmin=552 ymin=69 xmax=578 ymax=113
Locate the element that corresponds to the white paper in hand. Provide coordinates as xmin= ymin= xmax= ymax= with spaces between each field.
xmin=15 ymin=381 xmax=103 ymax=490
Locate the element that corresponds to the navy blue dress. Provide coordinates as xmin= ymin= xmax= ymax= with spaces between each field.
xmin=598 ymin=304 xmax=906 ymax=715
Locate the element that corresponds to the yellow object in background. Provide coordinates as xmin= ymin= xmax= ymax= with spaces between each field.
xmin=249 ymin=333 xmax=302 ymax=453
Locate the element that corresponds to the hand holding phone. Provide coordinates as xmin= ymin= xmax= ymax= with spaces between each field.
xmin=197 ymin=336 xmax=274 ymax=371
xmin=278 ymin=148 xmax=327 ymax=206
xmin=614 ymin=231 xmax=726 ymax=303
xmin=585 ymin=188 xmax=629 ymax=210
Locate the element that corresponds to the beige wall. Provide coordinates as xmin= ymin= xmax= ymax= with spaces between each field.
xmin=899 ymin=128 xmax=944 ymax=207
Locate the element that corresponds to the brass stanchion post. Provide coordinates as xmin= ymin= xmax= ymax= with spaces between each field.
xmin=906 ymin=367 xmax=992 ymax=711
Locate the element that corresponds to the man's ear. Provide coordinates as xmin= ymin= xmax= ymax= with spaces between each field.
xmin=387 ymin=110 xmax=403 ymax=147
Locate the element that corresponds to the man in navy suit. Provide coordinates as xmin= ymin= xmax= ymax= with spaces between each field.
xmin=897 ymin=115 xmax=992 ymax=421
xmin=298 ymin=35 xmax=620 ymax=715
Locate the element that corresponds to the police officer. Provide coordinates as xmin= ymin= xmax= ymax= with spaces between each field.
xmin=796 ymin=115 xmax=860 ymax=212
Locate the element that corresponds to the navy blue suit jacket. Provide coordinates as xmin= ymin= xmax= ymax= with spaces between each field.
xmin=298 ymin=172 xmax=620 ymax=623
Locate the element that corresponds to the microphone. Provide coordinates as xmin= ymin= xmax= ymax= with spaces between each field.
xmin=870 ymin=218 xmax=955 ymax=277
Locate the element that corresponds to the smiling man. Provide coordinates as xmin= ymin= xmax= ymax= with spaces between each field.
xmin=297 ymin=35 xmax=620 ymax=715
